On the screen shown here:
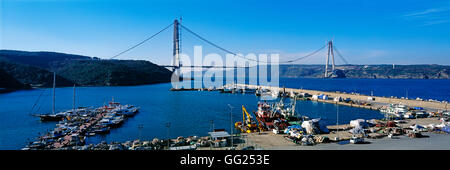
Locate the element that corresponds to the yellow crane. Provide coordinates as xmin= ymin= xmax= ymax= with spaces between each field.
xmin=235 ymin=105 xmax=258 ymax=133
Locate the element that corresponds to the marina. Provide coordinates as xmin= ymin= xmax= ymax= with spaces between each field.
xmin=24 ymin=100 xmax=139 ymax=150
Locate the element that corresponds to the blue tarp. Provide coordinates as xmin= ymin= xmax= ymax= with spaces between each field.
xmin=287 ymin=125 xmax=302 ymax=130
xmin=312 ymin=118 xmax=330 ymax=133
xmin=442 ymin=126 xmax=450 ymax=133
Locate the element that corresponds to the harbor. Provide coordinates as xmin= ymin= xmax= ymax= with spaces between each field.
xmin=175 ymin=83 xmax=449 ymax=112
xmin=239 ymin=84 xmax=449 ymax=111
xmin=1 ymin=77 xmax=449 ymax=150
xmin=16 ymin=80 xmax=450 ymax=150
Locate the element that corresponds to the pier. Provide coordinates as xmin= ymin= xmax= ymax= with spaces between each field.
xmin=234 ymin=84 xmax=448 ymax=111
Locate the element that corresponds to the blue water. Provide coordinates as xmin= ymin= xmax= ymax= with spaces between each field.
xmin=0 ymin=78 xmax=449 ymax=149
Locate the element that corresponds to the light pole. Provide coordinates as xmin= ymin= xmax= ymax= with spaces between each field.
xmin=166 ymin=122 xmax=171 ymax=149
xmin=336 ymin=104 xmax=339 ymax=141
xmin=138 ymin=124 xmax=143 ymax=141
xmin=210 ymin=120 xmax=214 ymax=132
xmin=228 ymin=104 xmax=234 ymax=149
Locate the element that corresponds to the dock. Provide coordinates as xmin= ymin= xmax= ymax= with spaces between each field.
xmin=170 ymin=84 xmax=448 ymax=111
xmin=234 ymin=84 xmax=448 ymax=111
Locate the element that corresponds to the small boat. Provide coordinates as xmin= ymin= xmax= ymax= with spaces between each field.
xmin=109 ymin=102 xmax=139 ymax=117
xmin=403 ymin=112 xmax=415 ymax=119
xmin=387 ymin=133 xmax=394 ymax=139
xmin=271 ymin=90 xmax=279 ymax=98
xmin=37 ymin=114 xmax=65 ymax=121
xmin=244 ymin=88 xmax=256 ymax=94
xmin=349 ymin=136 xmax=364 ymax=144
xmin=26 ymin=141 xmax=46 ymax=149
xmin=93 ymin=126 xmax=110 ymax=134
xmin=415 ymin=111 xmax=428 ymax=118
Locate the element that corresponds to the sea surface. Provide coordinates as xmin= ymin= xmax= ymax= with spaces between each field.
xmin=0 ymin=78 xmax=449 ymax=149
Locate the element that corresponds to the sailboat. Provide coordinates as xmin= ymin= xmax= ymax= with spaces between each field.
xmin=36 ymin=72 xmax=66 ymax=121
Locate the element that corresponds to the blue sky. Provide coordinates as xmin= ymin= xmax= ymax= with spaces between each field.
xmin=1 ymin=0 xmax=450 ymax=65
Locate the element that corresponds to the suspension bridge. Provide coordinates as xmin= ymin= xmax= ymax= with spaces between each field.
xmin=110 ymin=19 xmax=349 ymax=78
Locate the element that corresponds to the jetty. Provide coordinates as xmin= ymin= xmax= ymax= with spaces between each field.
xmin=233 ymin=84 xmax=448 ymax=111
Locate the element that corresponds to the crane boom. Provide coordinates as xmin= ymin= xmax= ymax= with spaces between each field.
xmin=242 ymin=105 xmax=252 ymax=123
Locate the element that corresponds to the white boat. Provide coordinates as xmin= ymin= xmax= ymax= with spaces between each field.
xmin=415 ymin=111 xmax=428 ymax=118
xmin=403 ymin=112 xmax=415 ymax=119
xmin=271 ymin=90 xmax=279 ymax=98
xmin=109 ymin=102 xmax=139 ymax=117
xmin=380 ymin=104 xmax=408 ymax=119
xmin=289 ymin=91 xmax=296 ymax=98
xmin=349 ymin=136 xmax=364 ymax=144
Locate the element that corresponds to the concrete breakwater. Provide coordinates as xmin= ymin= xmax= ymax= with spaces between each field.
xmin=235 ymin=84 xmax=448 ymax=111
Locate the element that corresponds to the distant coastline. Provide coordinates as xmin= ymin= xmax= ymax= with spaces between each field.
xmin=1 ymin=49 xmax=449 ymax=93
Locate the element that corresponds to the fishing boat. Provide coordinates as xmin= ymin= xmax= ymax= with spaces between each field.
xmin=108 ymin=101 xmax=140 ymax=117
xmin=253 ymin=99 xmax=291 ymax=131
xmin=380 ymin=104 xmax=407 ymax=119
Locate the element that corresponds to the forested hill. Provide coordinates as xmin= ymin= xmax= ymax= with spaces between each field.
xmin=0 ymin=50 xmax=172 ymax=92
xmin=0 ymin=50 xmax=94 ymax=69
xmin=195 ymin=64 xmax=449 ymax=79
xmin=279 ymin=64 xmax=450 ymax=79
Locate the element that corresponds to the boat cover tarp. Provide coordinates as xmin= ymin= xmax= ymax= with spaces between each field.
xmin=349 ymin=127 xmax=365 ymax=134
xmin=350 ymin=119 xmax=369 ymax=128
xmin=301 ymin=118 xmax=329 ymax=134
xmin=442 ymin=126 xmax=450 ymax=133
xmin=410 ymin=124 xmax=425 ymax=131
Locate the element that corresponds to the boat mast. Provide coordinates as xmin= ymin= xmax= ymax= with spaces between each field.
xmin=73 ymin=84 xmax=76 ymax=114
xmin=52 ymin=72 xmax=56 ymax=115
xmin=292 ymin=96 xmax=297 ymax=116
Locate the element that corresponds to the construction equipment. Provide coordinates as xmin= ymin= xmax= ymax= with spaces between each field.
xmin=235 ymin=105 xmax=258 ymax=133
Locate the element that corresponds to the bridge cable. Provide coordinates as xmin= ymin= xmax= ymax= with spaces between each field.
xmin=110 ymin=23 xmax=174 ymax=59
xmin=333 ymin=46 xmax=349 ymax=65
xmin=180 ymin=24 xmax=326 ymax=64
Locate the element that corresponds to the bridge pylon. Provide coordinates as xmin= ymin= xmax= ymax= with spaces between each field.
xmin=172 ymin=19 xmax=181 ymax=81
xmin=324 ymin=40 xmax=335 ymax=78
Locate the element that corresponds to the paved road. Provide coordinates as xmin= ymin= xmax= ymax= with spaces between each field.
xmin=267 ymin=132 xmax=450 ymax=150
